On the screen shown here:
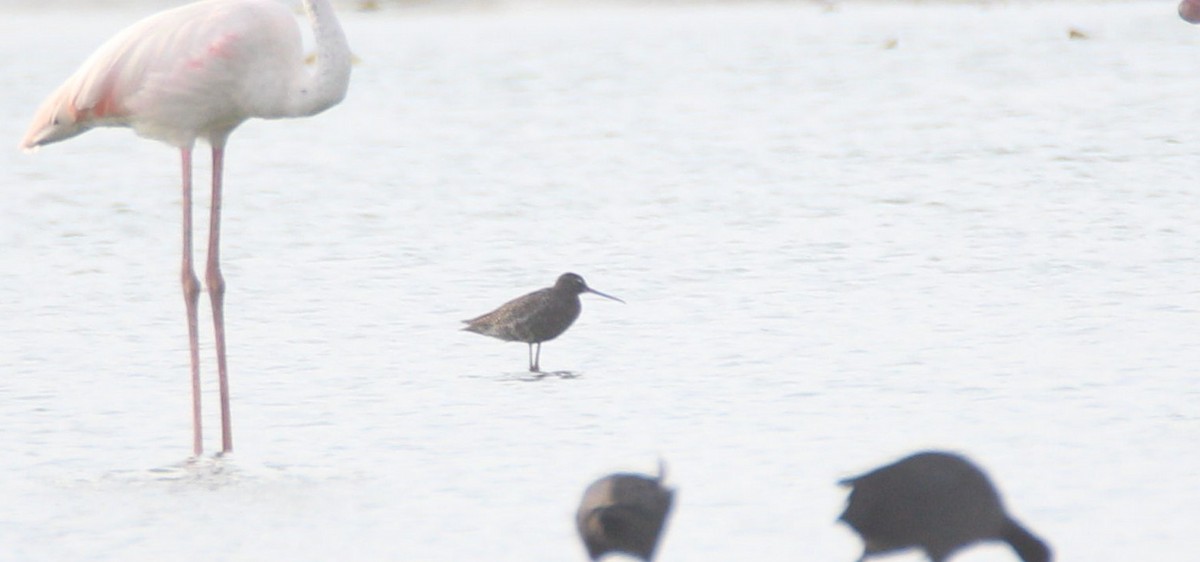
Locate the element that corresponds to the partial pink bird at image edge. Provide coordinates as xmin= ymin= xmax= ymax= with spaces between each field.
xmin=1181 ymin=0 xmax=1200 ymax=23
xmin=19 ymin=0 xmax=353 ymax=457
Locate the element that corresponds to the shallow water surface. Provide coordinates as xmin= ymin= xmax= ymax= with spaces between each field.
xmin=1 ymin=1 xmax=1199 ymax=560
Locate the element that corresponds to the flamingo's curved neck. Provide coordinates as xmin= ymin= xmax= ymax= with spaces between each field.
xmin=290 ymin=0 xmax=351 ymax=117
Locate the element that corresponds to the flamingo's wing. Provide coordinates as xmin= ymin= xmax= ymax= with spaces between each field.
xmin=21 ymin=0 xmax=300 ymax=149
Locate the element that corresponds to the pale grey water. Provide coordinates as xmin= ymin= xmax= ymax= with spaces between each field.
xmin=1 ymin=1 xmax=1198 ymax=560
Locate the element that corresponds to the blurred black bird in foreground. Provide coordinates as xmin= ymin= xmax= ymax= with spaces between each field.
xmin=577 ymin=463 xmax=674 ymax=561
xmin=839 ymin=450 xmax=1051 ymax=562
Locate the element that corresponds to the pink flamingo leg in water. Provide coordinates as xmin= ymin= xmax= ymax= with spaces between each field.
xmin=180 ymin=147 xmax=204 ymax=457
xmin=207 ymin=145 xmax=232 ymax=454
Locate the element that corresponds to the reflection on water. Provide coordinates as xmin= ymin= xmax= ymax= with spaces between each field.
xmin=107 ymin=456 xmax=249 ymax=490
xmin=2 ymin=2 xmax=1199 ymax=561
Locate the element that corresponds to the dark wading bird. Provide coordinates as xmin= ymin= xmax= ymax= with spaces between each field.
xmin=462 ymin=273 xmax=623 ymax=372
xmin=19 ymin=0 xmax=352 ymax=456
xmin=577 ymin=463 xmax=674 ymax=562
xmin=838 ymin=451 xmax=1051 ymax=562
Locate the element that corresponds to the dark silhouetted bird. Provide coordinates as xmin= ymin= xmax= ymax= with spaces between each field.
xmin=577 ymin=464 xmax=674 ymax=561
xmin=462 ymin=273 xmax=623 ymax=372
xmin=839 ymin=451 xmax=1051 ymax=562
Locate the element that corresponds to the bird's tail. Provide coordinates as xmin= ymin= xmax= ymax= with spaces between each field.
xmin=1001 ymin=518 xmax=1052 ymax=562
xmin=460 ymin=321 xmax=483 ymax=334
xmin=836 ymin=475 xmax=859 ymax=487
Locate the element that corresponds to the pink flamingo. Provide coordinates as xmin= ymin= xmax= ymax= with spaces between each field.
xmin=1182 ymin=0 xmax=1200 ymax=23
xmin=20 ymin=0 xmax=352 ymax=456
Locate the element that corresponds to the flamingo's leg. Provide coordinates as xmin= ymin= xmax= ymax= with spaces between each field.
xmin=207 ymin=145 xmax=232 ymax=454
xmin=181 ymin=146 xmax=203 ymax=458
